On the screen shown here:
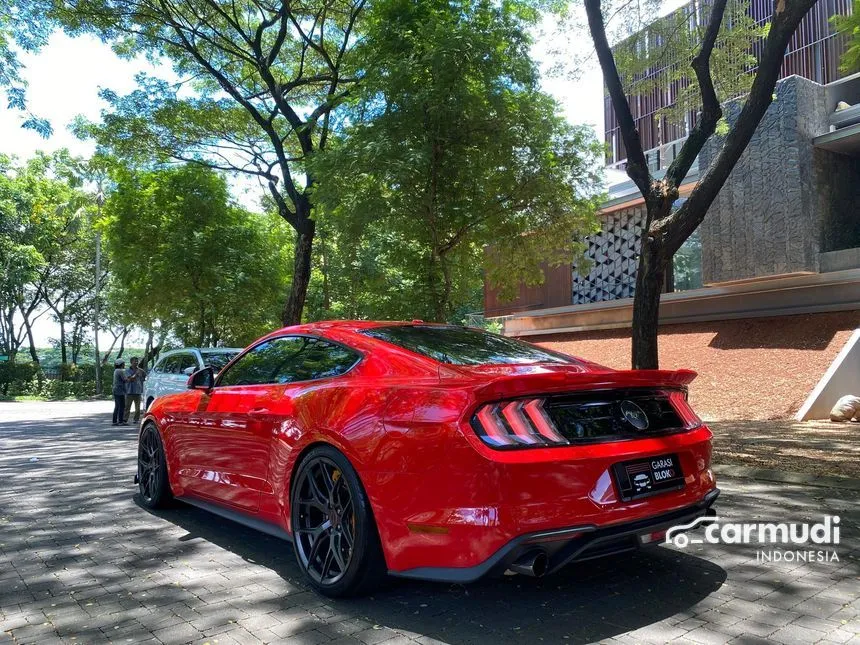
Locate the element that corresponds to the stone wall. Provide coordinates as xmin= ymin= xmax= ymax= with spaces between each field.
xmin=698 ymin=75 xmax=830 ymax=283
xmin=573 ymin=75 xmax=860 ymax=305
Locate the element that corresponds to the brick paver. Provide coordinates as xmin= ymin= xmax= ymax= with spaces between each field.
xmin=1 ymin=401 xmax=858 ymax=644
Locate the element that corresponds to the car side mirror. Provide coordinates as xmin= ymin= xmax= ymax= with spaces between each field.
xmin=183 ymin=366 xmax=196 ymax=376
xmin=187 ymin=367 xmax=215 ymax=391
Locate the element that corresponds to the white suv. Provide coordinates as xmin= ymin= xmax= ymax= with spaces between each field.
xmin=144 ymin=347 xmax=241 ymax=409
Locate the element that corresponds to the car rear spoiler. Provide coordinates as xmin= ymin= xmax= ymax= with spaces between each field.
xmin=472 ymin=369 xmax=697 ymax=403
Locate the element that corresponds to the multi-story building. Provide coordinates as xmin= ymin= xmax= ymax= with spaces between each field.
xmin=485 ymin=0 xmax=860 ymax=421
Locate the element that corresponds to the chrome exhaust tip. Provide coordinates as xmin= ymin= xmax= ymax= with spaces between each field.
xmin=508 ymin=550 xmax=548 ymax=578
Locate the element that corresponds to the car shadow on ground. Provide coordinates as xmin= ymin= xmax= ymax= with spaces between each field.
xmin=137 ymin=497 xmax=728 ymax=644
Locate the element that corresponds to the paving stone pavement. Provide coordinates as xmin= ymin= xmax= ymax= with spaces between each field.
xmin=1 ymin=401 xmax=858 ymax=645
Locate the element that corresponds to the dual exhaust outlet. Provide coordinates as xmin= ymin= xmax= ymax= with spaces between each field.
xmin=508 ymin=550 xmax=549 ymax=578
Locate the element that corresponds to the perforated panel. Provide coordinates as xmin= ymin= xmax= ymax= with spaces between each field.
xmin=572 ymin=207 xmax=644 ymax=304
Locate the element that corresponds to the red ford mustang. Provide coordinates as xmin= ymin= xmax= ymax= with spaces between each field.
xmin=137 ymin=321 xmax=718 ymax=596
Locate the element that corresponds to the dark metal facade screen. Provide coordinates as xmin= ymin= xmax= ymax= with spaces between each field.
xmin=572 ymin=206 xmax=645 ymax=304
xmin=605 ymin=0 xmax=854 ymax=166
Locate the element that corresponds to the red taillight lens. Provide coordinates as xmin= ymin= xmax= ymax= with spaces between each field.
xmin=666 ymin=390 xmax=702 ymax=429
xmin=472 ymin=398 xmax=569 ymax=448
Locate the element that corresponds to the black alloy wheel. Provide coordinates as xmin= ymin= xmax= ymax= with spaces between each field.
xmin=137 ymin=423 xmax=172 ymax=508
xmin=291 ymin=447 xmax=385 ymax=596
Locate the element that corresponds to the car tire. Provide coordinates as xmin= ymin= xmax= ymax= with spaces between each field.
xmin=137 ymin=423 xmax=173 ymax=509
xmin=290 ymin=446 xmax=386 ymax=597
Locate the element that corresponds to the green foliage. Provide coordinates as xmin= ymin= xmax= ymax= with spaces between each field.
xmin=0 ymin=361 xmax=39 ymax=395
xmin=0 ymin=0 xmax=53 ymax=135
xmin=0 ymin=360 xmax=110 ymax=399
xmin=0 ymin=151 xmax=93 ymax=360
xmin=611 ymin=0 xmax=767 ymax=131
xmin=103 ymin=163 xmax=291 ymax=346
xmin=833 ymin=0 xmax=860 ymax=74
xmin=310 ymin=0 xmax=603 ymax=322
xmin=57 ymin=0 xmax=370 ymax=322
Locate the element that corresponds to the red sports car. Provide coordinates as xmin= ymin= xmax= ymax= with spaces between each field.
xmin=137 ymin=321 xmax=718 ymax=597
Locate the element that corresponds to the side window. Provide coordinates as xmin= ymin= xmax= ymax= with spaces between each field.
xmin=218 ymin=337 xmax=307 ymax=386
xmin=290 ymin=340 xmax=359 ymax=382
xmin=161 ymin=355 xmax=179 ymax=374
xmin=218 ymin=336 xmax=359 ymax=386
xmin=178 ymin=352 xmax=198 ymax=374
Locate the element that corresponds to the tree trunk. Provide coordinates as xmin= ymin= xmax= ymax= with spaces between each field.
xmin=101 ymin=328 xmax=122 ymax=364
xmin=426 ymin=252 xmax=443 ymax=322
xmin=198 ymin=303 xmax=206 ymax=347
xmin=437 ymin=252 xmax=453 ymax=323
xmin=631 ymin=231 xmax=666 ymax=370
xmin=282 ymin=217 xmax=316 ymax=326
xmin=584 ymin=0 xmax=818 ymax=371
xmin=140 ymin=328 xmax=165 ymax=368
xmin=116 ymin=330 xmax=127 ymax=360
xmin=320 ymin=229 xmax=331 ymax=314
xmin=19 ymin=306 xmax=40 ymax=365
xmin=59 ymin=317 xmax=67 ymax=365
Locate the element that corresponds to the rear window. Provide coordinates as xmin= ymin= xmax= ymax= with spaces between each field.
xmin=361 ymin=325 xmax=576 ymax=366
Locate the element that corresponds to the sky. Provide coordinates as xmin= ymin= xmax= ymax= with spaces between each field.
xmin=0 ymin=18 xmax=614 ymax=349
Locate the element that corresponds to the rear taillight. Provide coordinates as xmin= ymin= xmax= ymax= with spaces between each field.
xmin=667 ymin=390 xmax=702 ymax=428
xmin=471 ymin=389 xmax=701 ymax=449
xmin=472 ymin=398 xmax=569 ymax=447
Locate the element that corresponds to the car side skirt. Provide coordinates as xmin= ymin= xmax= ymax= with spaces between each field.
xmin=177 ymin=495 xmax=293 ymax=542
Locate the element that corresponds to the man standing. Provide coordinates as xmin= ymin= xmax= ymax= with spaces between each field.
xmin=124 ymin=356 xmax=146 ymax=424
xmin=112 ymin=359 xmax=127 ymax=426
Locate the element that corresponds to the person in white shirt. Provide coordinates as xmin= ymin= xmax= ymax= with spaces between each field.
xmin=829 ymin=395 xmax=860 ymax=422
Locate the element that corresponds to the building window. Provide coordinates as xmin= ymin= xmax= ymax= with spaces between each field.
xmin=673 ymin=228 xmax=703 ymax=291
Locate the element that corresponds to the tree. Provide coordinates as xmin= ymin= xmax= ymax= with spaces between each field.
xmin=59 ymin=0 xmax=366 ymax=325
xmin=833 ymin=0 xmax=860 ymax=74
xmin=311 ymin=0 xmax=603 ymax=322
xmin=103 ymin=163 xmax=291 ymax=347
xmin=583 ymin=0 xmax=822 ymax=369
xmin=0 ymin=168 xmax=44 ymax=360
xmin=38 ymin=157 xmax=96 ymax=365
xmin=0 ymin=152 xmax=91 ymax=363
xmin=0 ymin=0 xmax=53 ymax=136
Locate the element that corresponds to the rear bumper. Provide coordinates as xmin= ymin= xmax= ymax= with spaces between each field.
xmin=390 ymin=488 xmax=719 ymax=583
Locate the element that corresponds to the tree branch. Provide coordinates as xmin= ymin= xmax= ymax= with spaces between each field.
xmin=663 ymin=0 xmax=728 ymax=190
xmin=658 ymin=0 xmax=819 ymax=254
xmin=584 ymin=0 xmax=651 ymax=198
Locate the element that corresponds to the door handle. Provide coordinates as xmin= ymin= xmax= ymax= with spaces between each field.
xmin=248 ymin=407 xmax=269 ymax=416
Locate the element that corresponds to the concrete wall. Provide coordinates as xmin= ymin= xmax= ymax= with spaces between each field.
xmin=698 ymin=76 xmax=830 ymax=283
xmin=795 ymin=328 xmax=860 ymax=420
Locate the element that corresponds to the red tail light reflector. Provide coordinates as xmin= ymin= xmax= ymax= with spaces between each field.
xmin=472 ymin=398 xmax=569 ymax=448
xmin=523 ymin=399 xmax=567 ymax=443
xmin=475 ymin=405 xmax=515 ymax=446
xmin=500 ymin=401 xmax=541 ymax=445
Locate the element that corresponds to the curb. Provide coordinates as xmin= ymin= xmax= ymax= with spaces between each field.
xmin=714 ymin=464 xmax=860 ymax=491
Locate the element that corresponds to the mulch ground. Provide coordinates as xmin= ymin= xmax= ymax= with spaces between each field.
xmin=534 ymin=310 xmax=860 ymax=421
xmin=709 ymin=418 xmax=860 ymax=479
